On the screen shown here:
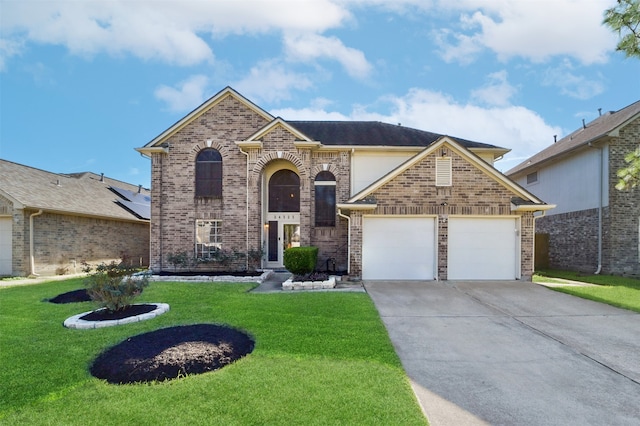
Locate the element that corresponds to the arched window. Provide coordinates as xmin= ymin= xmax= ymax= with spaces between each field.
xmin=315 ymin=171 xmax=336 ymax=226
xmin=269 ymin=169 xmax=300 ymax=212
xmin=195 ymin=149 xmax=222 ymax=198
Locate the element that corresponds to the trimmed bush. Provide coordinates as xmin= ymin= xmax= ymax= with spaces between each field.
xmin=283 ymin=246 xmax=319 ymax=275
xmin=83 ymin=261 xmax=149 ymax=312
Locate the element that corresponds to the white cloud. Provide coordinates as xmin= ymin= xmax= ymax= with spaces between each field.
xmin=0 ymin=0 xmax=351 ymax=68
xmin=470 ymin=70 xmax=517 ymax=106
xmin=154 ymin=75 xmax=210 ymax=112
xmin=284 ymin=33 xmax=372 ymax=78
xmin=233 ymin=60 xmax=314 ymax=104
xmin=542 ymin=60 xmax=605 ymax=100
xmin=435 ymin=0 xmax=618 ymax=65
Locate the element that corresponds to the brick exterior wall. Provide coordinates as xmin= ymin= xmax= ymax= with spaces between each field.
xmin=347 ymin=148 xmax=535 ymax=280
xmin=536 ymin=116 xmax=639 ymax=277
xmin=147 ymin=94 xmax=537 ymax=280
xmin=9 ymin=209 xmax=148 ymax=277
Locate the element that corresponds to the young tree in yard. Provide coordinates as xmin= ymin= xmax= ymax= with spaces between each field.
xmin=603 ymin=0 xmax=640 ymax=190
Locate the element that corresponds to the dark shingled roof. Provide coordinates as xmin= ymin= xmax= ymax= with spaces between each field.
xmin=288 ymin=121 xmax=503 ymax=150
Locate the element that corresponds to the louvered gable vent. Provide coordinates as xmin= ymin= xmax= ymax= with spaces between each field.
xmin=435 ymin=157 xmax=452 ymax=186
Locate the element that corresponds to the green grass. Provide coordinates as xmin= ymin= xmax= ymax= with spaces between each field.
xmin=534 ymin=269 xmax=640 ymax=313
xmin=0 ymin=279 xmax=426 ymax=425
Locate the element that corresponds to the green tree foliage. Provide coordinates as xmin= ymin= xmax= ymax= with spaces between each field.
xmin=604 ymin=1 xmax=640 ymax=191
xmin=603 ymin=0 xmax=640 ymax=58
xmin=615 ymin=146 xmax=640 ymax=190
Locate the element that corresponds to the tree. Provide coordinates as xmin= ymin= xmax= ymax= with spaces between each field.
xmin=603 ymin=1 xmax=640 ymax=190
xmin=615 ymin=146 xmax=640 ymax=190
xmin=603 ymin=0 xmax=640 ymax=58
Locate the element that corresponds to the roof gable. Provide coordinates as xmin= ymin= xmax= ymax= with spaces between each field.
xmin=507 ymin=100 xmax=640 ymax=176
xmin=236 ymin=117 xmax=320 ymax=150
xmin=138 ymin=86 xmax=274 ymax=153
xmin=346 ymin=137 xmax=546 ymax=207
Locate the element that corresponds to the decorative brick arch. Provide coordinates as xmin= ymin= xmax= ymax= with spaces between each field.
xmin=191 ymin=141 xmax=227 ymax=158
xmin=251 ymin=151 xmax=308 ymax=179
xmin=310 ymin=164 xmax=339 ymax=178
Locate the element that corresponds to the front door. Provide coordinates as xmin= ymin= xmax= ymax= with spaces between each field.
xmin=266 ymin=214 xmax=300 ymax=268
xmin=265 ymin=168 xmax=301 ymax=269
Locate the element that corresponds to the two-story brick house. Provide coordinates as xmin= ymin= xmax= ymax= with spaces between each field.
xmin=508 ymin=100 xmax=640 ymax=277
xmin=137 ymin=87 xmax=552 ymax=280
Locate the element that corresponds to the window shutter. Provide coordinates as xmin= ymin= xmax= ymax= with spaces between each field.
xmin=436 ymin=157 xmax=452 ymax=186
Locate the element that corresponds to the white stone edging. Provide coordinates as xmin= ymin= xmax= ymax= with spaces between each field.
xmin=147 ymin=270 xmax=272 ymax=283
xmin=63 ymin=303 xmax=170 ymax=329
xmin=282 ymin=276 xmax=336 ymax=291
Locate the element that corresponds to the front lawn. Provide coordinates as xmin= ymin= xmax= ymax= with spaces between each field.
xmin=534 ymin=270 xmax=640 ymax=313
xmin=0 ymin=279 xmax=426 ymax=425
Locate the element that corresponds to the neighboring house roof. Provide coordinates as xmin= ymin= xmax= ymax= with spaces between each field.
xmin=0 ymin=159 xmax=150 ymax=222
xmin=339 ymin=137 xmax=554 ymax=212
xmin=138 ymin=86 xmax=509 ymax=158
xmin=507 ymin=100 xmax=640 ymax=176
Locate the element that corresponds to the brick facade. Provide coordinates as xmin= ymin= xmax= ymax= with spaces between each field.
xmin=536 ymin=116 xmax=639 ymax=277
xmin=8 ymin=209 xmax=148 ymax=276
xmin=145 ymin=89 xmax=540 ymax=280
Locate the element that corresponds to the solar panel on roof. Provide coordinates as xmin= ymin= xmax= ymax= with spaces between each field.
xmin=117 ymin=199 xmax=150 ymax=220
xmin=110 ymin=186 xmax=151 ymax=220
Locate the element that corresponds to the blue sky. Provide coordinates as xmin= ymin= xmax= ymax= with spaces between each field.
xmin=1 ymin=0 xmax=639 ymax=188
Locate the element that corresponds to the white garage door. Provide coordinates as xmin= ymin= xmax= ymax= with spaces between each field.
xmin=448 ymin=217 xmax=518 ymax=280
xmin=362 ymin=216 xmax=436 ymax=280
xmin=0 ymin=217 xmax=12 ymax=276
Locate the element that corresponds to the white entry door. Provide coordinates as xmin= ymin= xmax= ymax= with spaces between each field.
xmin=362 ymin=216 xmax=436 ymax=280
xmin=0 ymin=217 xmax=12 ymax=276
xmin=448 ymin=217 xmax=519 ymax=280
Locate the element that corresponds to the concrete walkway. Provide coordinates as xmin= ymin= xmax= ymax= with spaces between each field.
xmin=365 ymin=280 xmax=640 ymax=426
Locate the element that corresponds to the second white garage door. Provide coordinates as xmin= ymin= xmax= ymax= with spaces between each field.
xmin=362 ymin=216 xmax=436 ymax=280
xmin=448 ymin=217 xmax=519 ymax=280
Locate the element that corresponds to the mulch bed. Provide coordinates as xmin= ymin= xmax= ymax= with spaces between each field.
xmin=90 ymin=324 xmax=255 ymax=384
xmin=80 ymin=304 xmax=158 ymax=321
xmin=47 ymin=289 xmax=91 ymax=304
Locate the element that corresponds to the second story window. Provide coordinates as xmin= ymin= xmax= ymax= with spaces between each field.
xmin=315 ymin=171 xmax=336 ymax=226
xmin=195 ymin=149 xmax=222 ymax=198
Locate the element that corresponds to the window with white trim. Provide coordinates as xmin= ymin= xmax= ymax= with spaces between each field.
xmin=435 ymin=157 xmax=452 ymax=186
xmin=196 ymin=220 xmax=222 ymax=259
xmin=314 ymin=171 xmax=336 ymax=227
xmin=526 ymin=171 xmax=538 ymax=185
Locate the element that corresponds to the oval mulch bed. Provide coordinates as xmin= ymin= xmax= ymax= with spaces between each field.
xmin=48 ymin=289 xmax=91 ymax=304
xmin=90 ymin=324 xmax=255 ymax=384
xmin=81 ymin=304 xmax=157 ymax=321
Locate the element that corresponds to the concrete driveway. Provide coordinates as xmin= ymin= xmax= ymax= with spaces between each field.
xmin=365 ymin=280 xmax=640 ymax=426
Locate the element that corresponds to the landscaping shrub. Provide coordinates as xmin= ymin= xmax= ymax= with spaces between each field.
xmin=82 ymin=261 xmax=149 ymax=312
xmin=283 ymin=246 xmax=318 ymax=275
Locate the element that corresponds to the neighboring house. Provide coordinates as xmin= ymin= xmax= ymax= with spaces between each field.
xmin=508 ymin=100 xmax=640 ymax=277
xmin=0 ymin=159 xmax=150 ymax=277
xmin=137 ymin=87 xmax=552 ymax=281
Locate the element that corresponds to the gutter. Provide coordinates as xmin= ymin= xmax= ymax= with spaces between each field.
xmin=595 ymin=144 xmax=604 ymax=275
xmin=29 ymin=209 xmax=43 ymax=276
xmin=337 ymin=208 xmax=351 ymax=275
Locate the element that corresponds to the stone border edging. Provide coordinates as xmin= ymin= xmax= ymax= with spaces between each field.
xmin=63 ymin=303 xmax=170 ymax=329
xmin=147 ymin=270 xmax=272 ymax=283
xmin=282 ymin=276 xmax=337 ymax=291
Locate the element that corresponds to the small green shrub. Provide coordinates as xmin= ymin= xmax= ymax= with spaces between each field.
xmin=283 ymin=246 xmax=318 ymax=275
xmin=82 ymin=262 xmax=149 ymax=312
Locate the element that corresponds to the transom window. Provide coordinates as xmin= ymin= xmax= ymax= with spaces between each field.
xmin=315 ymin=171 xmax=336 ymax=227
xmin=195 ymin=149 xmax=222 ymax=198
xmin=196 ymin=220 xmax=221 ymax=259
xmin=269 ymin=169 xmax=300 ymax=212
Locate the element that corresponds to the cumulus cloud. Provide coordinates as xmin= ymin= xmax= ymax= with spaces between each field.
xmin=470 ymin=70 xmax=517 ymax=107
xmin=233 ymin=60 xmax=314 ymax=104
xmin=542 ymin=60 xmax=605 ymax=100
xmin=435 ymin=0 xmax=617 ymax=65
xmin=284 ymin=33 xmax=372 ymax=78
xmin=154 ymin=75 xmax=210 ymax=112
xmin=0 ymin=0 xmax=350 ymax=68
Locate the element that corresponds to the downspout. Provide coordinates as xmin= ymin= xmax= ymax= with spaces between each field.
xmin=595 ymin=145 xmax=603 ymax=275
xmin=337 ymin=208 xmax=351 ymax=275
xmin=239 ymin=148 xmax=250 ymax=271
xmin=588 ymin=142 xmax=604 ymax=275
xmin=29 ymin=209 xmax=43 ymax=276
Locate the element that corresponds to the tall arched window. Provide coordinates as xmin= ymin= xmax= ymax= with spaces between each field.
xmin=269 ymin=169 xmax=300 ymax=212
xmin=315 ymin=171 xmax=336 ymax=226
xmin=195 ymin=149 xmax=222 ymax=198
